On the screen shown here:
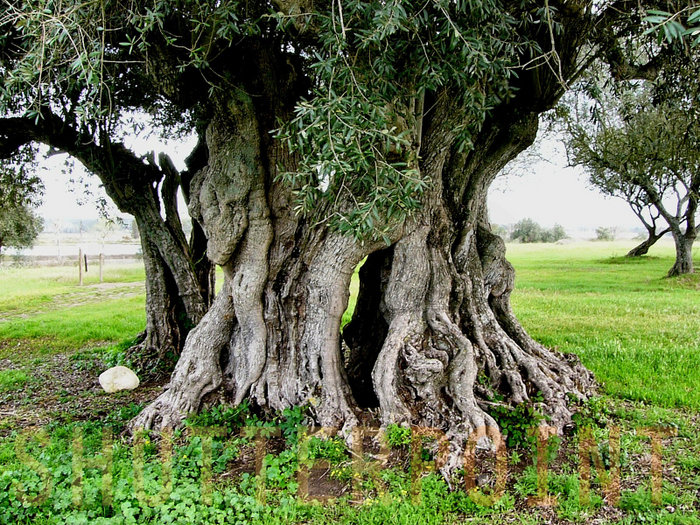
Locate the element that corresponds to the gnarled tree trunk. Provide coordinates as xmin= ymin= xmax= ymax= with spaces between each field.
xmin=626 ymin=227 xmax=669 ymax=257
xmin=95 ymin=149 xmax=215 ymax=374
xmin=128 ymin=212 xmax=213 ymax=374
xmin=131 ymin=93 xmax=595 ymax=476
xmin=668 ymin=230 xmax=696 ymax=276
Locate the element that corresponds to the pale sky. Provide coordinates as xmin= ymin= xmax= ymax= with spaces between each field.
xmin=37 ymin=129 xmax=639 ymax=233
xmin=488 ymin=137 xmax=638 ymax=232
xmin=38 ymin=127 xmax=198 ymax=224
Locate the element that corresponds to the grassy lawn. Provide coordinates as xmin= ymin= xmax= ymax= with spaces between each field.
xmin=507 ymin=240 xmax=700 ymax=410
xmin=0 ymin=242 xmax=698 ymax=524
xmin=0 ymin=262 xmax=146 ymax=357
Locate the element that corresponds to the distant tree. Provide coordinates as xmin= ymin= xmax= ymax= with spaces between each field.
xmin=566 ymin=85 xmax=699 ymax=275
xmin=0 ymin=204 xmax=43 ymax=255
xmin=511 ymin=219 xmax=567 ymax=243
xmin=595 ymin=227 xmax=617 ymax=241
xmin=561 ymin=89 xmax=670 ymax=256
xmin=0 ymin=146 xmax=44 ymax=255
xmin=491 ymin=223 xmax=509 ymax=239
xmin=545 ymin=224 xmax=568 ymax=243
xmin=511 ymin=218 xmax=543 ymax=243
xmin=607 ymin=183 xmax=669 ymax=256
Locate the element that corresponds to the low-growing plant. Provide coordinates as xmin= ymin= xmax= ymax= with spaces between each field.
xmin=572 ymin=396 xmax=611 ymax=429
xmin=307 ymin=435 xmax=348 ymax=464
xmin=489 ymin=398 xmax=544 ymax=450
xmin=264 ymin=449 xmax=298 ymax=489
xmin=385 ymin=424 xmax=412 ymax=448
xmin=185 ymin=401 xmax=251 ymax=434
xmin=0 ymin=369 xmax=28 ymax=392
xmin=279 ymin=405 xmax=308 ymax=445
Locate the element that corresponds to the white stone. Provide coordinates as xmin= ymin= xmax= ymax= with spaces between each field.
xmin=99 ymin=366 xmax=140 ymax=393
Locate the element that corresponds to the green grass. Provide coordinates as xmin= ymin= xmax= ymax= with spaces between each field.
xmin=1 ymin=241 xmax=699 ymax=524
xmin=0 ymin=369 xmax=28 ymax=392
xmin=507 ymin=240 xmax=700 ymax=409
xmin=0 ymin=296 xmax=146 ymax=358
xmin=0 ymin=263 xmax=145 ymax=315
xmin=0 ymin=263 xmax=146 ymax=358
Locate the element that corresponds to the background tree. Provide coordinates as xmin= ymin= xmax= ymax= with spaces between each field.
xmin=565 ymin=86 xmax=699 ymax=275
xmin=0 ymin=0 xmax=679 ymax=477
xmin=561 ymin=98 xmax=672 ymax=256
xmin=510 ymin=218 xmax=567 ymax=243
xmin=0 ymin=146 xmax=44 ymax=255
xmin=595 ymin=226 xmax=617 ymax=241
xmin=0 ymin=203 xmax=44 ymax=256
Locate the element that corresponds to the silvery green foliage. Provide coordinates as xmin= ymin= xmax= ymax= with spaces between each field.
xmin=273 ymin=0 xmax=537 ymax=240
xmin=642 ymin=6 xmax=700 ymax=46
xmin=0 ymin=0 xmax=548 ymax=240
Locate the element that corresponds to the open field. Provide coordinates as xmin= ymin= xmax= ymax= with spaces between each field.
xmin=0 ymin=241 xmax=698 ymax=524
xmin=508 ymin=241 xmax=700 ymax=410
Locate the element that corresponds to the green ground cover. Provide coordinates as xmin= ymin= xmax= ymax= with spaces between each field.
xmin=0 ymin=241 xmax=698 ymax=524
xmin=0 ymin=263 xmax=146 ymax=357
xmin=507 ymin=241 xmax=700 ymax=410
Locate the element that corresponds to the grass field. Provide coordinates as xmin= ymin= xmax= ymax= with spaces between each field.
xmin=0 ymin=262 xmax=146 ymax=357
xmin=508 ymin=241 xmax=700 ymax=410
xmin=0 ymin=241 xmax=698 ymax=524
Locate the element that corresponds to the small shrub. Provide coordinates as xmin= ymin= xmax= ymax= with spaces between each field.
xmin=385 ymin=424 xmax=412 ymax=448
xmin=491 ymin=224 xmax=509 ymax=238
xmin=279 ymin=405 xmax=308 ymax=444
xmin=571 ymin=396 xmax=611 ymax=429
xmin=307 ymin=435 xmax=347 ymax=463
xmin=595 ymin=226 xmax=617 ymax=241
xmin=489 ymin=397 xmax=544 ymax=450
xmin=185 ymin=401 xmax=251 ymax=434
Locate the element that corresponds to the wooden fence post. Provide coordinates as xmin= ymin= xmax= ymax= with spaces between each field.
xmin=99 ymin=253 xmax=104 ymax=283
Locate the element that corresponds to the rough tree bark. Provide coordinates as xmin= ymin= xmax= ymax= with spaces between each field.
xmin=668 ymin=230 xmax=696 ymax=276
xmin=132 ymin=89 xmax=595 ymax=477
xmin=641 ymin=185 xmax=697 ymax=276
xmin=132 ymin=94 xmax=384 ymax=430
xmin=104 ymin=158 xmax=214 ymax=372
xmin=344 ymin=104 xmax=595 ymax=472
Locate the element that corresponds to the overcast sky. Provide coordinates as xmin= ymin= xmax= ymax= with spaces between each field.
xmin=38 ymin=129 xmax=197 ymax=226
xmin=487 ymin=137 xmax=638 ymax=231
xmin=37 ymin=130 xmax=639 ymax=232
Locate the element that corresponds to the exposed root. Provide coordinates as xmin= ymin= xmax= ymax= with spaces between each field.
xmin=128 ymin=287 xmax=236 ymax=431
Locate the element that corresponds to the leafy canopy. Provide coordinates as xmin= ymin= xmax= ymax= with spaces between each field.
xmin=0 ymin=146 xmax=44 ymax=253
xmin=1 ymin=0 xmax=552 ymax=239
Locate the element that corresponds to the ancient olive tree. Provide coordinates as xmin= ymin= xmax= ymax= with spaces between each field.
xmin=0 ymin=0 xmax=673 ymax=474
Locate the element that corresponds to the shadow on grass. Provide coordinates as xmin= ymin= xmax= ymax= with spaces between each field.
xmin=671 ymin=272 xmax=700 ymax=289
xmin=598 ymin=255 xmax=662 ymax=265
